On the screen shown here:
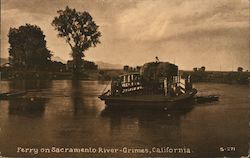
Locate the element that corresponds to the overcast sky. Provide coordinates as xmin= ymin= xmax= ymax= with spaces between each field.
xmin=1 ymin=0 xmax=249 ymax=71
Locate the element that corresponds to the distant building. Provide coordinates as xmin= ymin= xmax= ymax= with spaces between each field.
xmin=48 ymin=61 xmax=66 ymax=72
xmin=66 ymin=60 xmax=98 ymax=71
xmin=193 ymin=66 xmax=205 ymax=72
xmin=84 ymin=60 xmax=98 ymax=70
xmin=66 ymin=60 xmax=74 ymax=71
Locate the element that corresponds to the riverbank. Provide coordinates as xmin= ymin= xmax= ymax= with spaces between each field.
xmin=0 ymin=69 xmax=124 ymax=81
xmin=182 ymin=70 xmax=250 ymax=85
xmin=0 ymin=69 xmax=249 ymax=84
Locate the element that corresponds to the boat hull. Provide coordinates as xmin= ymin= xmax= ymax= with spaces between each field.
xmin=100 ymin=89 xmax=197 ymax=109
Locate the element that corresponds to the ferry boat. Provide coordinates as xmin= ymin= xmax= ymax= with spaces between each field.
xmin=99 ymin=60 xmax=198 ymax=108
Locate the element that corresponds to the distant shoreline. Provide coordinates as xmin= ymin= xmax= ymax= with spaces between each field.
xmin=0 ymin=69 xmax=249 ymax=85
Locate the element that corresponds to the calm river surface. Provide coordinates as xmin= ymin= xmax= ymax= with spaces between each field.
xmin=0 ymin=80 xmax=249 ymax=157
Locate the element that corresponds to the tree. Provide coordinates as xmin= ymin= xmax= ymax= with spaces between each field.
xmin=237 ymin=67 xmax=243 ymax=72
xmin=200 ymin=66 xmax=206 ymax=72
xmin=8 ymin=24 xmax=52 ymax=69
xmin=51 ymin=6 xmax=101 ymax=76
xmin=193 ymin=67 xmax=198 ymax=72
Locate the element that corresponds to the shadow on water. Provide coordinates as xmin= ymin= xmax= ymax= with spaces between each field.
xmin=8 ymin=79 xmax=52 ymax=91
xmin=101 ymin=101 xmax=195 ymax=132
xmin=100 ymin=97 xmax=219 ymax=132
xmin=7 ymin=79 xmax=51 ymax=117
xmin=71 ymin=79 xmax=84 ymax=116
xmin=8 ymin=98 xmax=47 ymax=117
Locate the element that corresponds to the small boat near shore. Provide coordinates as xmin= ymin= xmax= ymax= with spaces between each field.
xmin=0 ymin=91 xmax=26 ymax=100
xmin=195 ymin=95 xmax=219 ymax=103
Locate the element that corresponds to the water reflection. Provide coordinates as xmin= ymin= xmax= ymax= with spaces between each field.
xmin=71 ymin=80 xmax=84 ymax=115
xmin=8 ymin=98 xmax=47 ymax=117
xmin=101 ymin=104 xmax=194 ymax=145
xmin=8 ymin=79 xmax=52 ymax=91
xmin=70 ymin=80 xmax=106 ymax=116
xmin=7 ymin=80 xmax=52 ymax=117
xmin=101 ymin=102 xmax=194 ymax=121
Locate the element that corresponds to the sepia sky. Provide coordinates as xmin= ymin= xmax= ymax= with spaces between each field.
xmin=1 ymin=0 xmax=249 ymax=71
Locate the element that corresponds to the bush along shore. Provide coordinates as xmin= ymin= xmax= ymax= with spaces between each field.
xmin=0 ymin=68 xmax=124 ymax=81
xmin=0 ymin=68 xmax=249 ymax=85
xmin=182 ymin=70 xmax=250 ymax=85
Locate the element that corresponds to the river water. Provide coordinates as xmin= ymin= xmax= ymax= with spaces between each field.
xmin=0 ymin=80 xmax=249 ymax=157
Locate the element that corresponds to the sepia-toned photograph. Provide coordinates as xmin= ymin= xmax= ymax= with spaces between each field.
xmin=0 ymin=0 xmax=249 ymax=157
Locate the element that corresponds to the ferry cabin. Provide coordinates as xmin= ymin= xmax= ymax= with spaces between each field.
xmin=110 ymin=72 xmax=193 ymax=97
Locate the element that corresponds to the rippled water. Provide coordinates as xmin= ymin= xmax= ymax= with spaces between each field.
xmin=0 ymin=80 xmax=249 ymax=157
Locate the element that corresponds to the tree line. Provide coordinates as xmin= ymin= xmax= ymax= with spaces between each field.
xmin=8 ymin=6 xmax=101 ymax=78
